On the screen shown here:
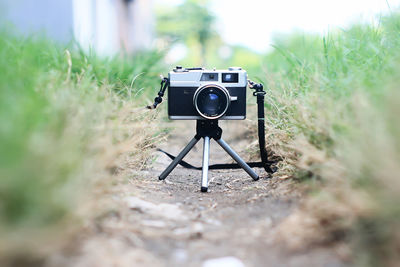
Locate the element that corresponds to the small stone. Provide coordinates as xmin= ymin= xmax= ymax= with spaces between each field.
xmin=125 ymin=197 xmax=188 ymax=221
xmin=193 ymin=222 xmax=204 ymax=233
xmin=172 ymin=249 xmax=187 ymax=262
xmin=141 ymin=220 xmax=167 ymax=228
xmin=264 ymin=216 xmax=273 ymax=227
xmin=202 ymin=257 xmax=245 ymax=267
xmin=190 ymin=222 xmax=204 ymax=239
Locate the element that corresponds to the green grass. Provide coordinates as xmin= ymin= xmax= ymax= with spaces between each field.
xmin=0 ymin=32 xmax=166 ymax=251
xmin=2 ymin=8 xmax=400 ymax=266
xmin=262 ymin=11 xmax=400 ymax=266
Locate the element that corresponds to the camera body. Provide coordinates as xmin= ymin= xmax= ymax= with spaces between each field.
xmin=168 ymin=66 xmax=247 ymax=120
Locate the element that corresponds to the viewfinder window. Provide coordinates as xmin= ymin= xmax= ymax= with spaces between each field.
xmin=222 ymin=73 xmax=239 ymax=83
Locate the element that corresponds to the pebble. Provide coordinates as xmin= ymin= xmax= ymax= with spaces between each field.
xmin=172 ymin=249 xmax=188 ymax=262
xmin=202 ymin=257 xmax=245 ymax=267
xmin=125 ymin=197 xmax=188 ymax=221
xmin=173 ymin=222 xmax=204 ymax=238
xmin=141 ymin=220 xmax=167 ymax=228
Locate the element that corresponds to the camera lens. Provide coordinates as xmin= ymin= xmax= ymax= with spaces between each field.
xmin=194 ymin=85 xmax=230 ymax=119
xmin=202 ymin=93 xmax=220 ymax=115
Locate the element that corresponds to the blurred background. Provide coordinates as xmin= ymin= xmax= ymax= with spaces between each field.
xmin=1 ymin=0 xmax=396 ymax=66
xmin=1 ymin=1 xmax=400 ymax=266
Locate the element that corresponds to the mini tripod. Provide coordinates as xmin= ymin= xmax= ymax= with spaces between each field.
xmin=158 ymin=120 xmax=259 ymax=192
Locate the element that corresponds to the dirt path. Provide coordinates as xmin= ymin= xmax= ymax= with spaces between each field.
xmin=49 ymin=121 xmax=346 ymax=267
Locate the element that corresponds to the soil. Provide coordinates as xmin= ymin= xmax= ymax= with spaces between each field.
xmin=48 ymin=121 xmax=347 ymax=267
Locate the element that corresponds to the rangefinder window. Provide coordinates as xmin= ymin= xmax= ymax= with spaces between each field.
xmin=200 ymin=73 xmax=218 ymax=81
xmin=222 ymin=73 xmax=239 ymax=83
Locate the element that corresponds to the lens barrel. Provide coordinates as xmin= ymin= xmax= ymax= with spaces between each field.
xmin=193 ymin=84 xmax=230 ymax=119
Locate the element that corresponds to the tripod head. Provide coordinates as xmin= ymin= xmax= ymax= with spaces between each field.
xmin=195 ymin=120 xmax=222 ymax=140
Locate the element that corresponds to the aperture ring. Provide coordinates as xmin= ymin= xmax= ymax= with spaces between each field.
xmin=193 ymin=84 xmax=230 ymax=120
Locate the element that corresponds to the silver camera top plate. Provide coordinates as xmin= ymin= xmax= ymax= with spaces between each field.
xmin=169 ymin=67 xmax=247 ymax=88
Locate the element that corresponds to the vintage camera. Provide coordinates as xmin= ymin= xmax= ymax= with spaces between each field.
xmin=150 ymin=66 xmax=277 ymax=192
xmin=168 ymin=66 xmax=247 ymax=120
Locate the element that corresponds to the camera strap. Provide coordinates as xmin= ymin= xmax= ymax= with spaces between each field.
xmin=146 ymin=76 xmax=169 ymax=110
xmin=148 ymin=78 xmax=277 ymax=174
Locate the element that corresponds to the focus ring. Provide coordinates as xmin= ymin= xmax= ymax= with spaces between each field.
xmin=193 ymin=84 xmax=230 ymax=120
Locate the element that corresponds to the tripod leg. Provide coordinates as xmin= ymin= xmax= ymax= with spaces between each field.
xmin=215 ymin=138 xmax=259 ymax=181
xmin=201 ymin=136 xmax=210 ymax=192
xmin=159 ymin=137 xmax=200 ymax=180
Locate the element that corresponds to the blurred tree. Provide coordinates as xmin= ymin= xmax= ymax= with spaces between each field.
xmin=157 ymin=0 xmax=216 ymax=66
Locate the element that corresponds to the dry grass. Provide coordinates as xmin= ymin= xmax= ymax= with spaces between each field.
xmin=260 ymin=13 xmax=400 ymax=266
xmin=0 ymin=34 xmax=167 ymax=265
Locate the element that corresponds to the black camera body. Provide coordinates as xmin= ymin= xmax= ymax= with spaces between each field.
xmin=168 ymin=66 xmax=248 ymax=120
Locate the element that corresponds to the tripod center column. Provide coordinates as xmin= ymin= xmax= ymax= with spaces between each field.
xmin=201 ymin=136 xmax=211 ymax=192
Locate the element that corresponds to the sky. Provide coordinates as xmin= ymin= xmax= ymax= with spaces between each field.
xmin=156 ymin=0 xmax=399 ymax=53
